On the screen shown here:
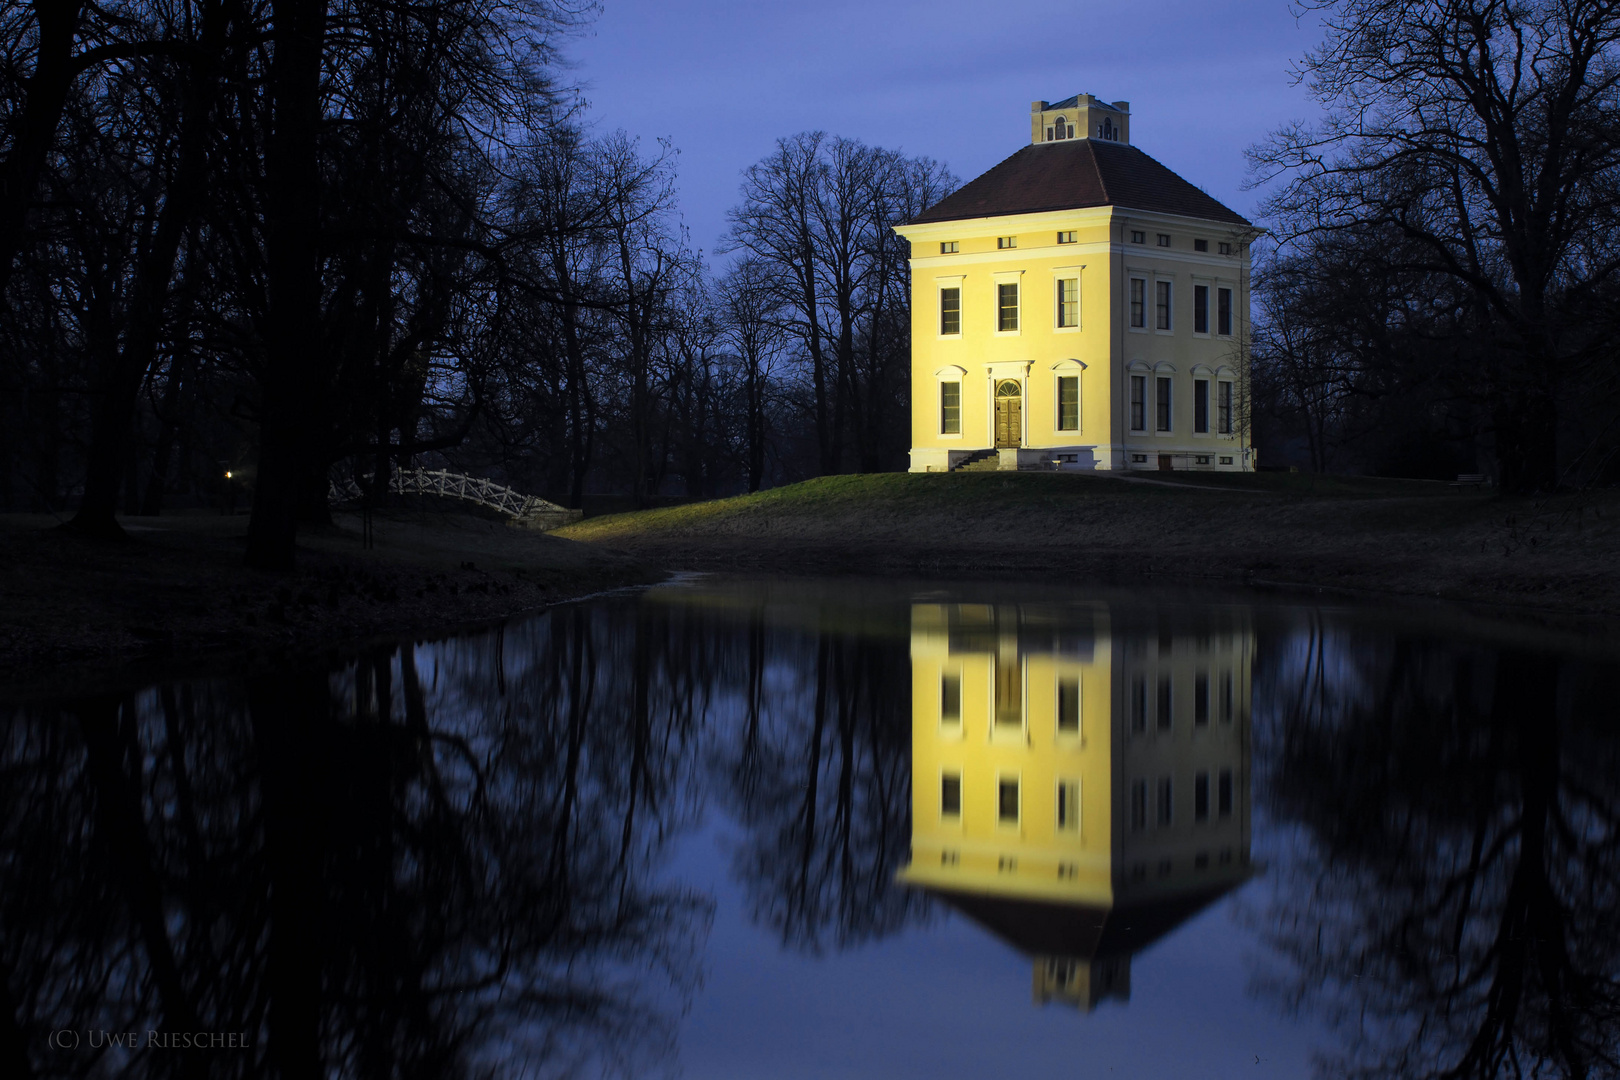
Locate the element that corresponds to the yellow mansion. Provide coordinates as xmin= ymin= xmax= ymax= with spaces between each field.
xmin=896 ymin=95 xmax=1255 ymax=473
xmin=898 ymin=601 xmax=1253 ymax=1009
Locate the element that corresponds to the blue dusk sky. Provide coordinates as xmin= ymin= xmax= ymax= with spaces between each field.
xmin=565 ymin=0 xmax=1327 ymax=264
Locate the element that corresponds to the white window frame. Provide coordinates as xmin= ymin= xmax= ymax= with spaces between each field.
xmin=1052 ymin=265 xmax=1083 ymax=332
xmin=1216 ymin=373 xmax=1235 ymax=436
xmin=990 ymin=652 xmax=1029 ymax=742
xmin=996 ymin=771 xmax=1022 ymax=830
xmin=993 ymin=270 xmax=1023 ymax=337
xmin=1191 ymin=365 xmax=1214 ymax=437
xmin=1191 ymin=279 xmax=1212 ymax=337
xmin=1056 ymin=777 xmax=1081 ymax=833
xmin=939 ymin=666 xmax=963 ymax=735
xmin=934 ymin=365 xmax=967 ymax=440
xmin=1054 ymin=668 xmax=1083 ymax=741
xmin=938 ymin=286 xmax=962 ymax=338
xmin=1127 ymin=274 xmax=1148 ymax=332
xmin=935 ymin=274 xmax=965 ymax=340
xmin=1153 ymin=365 xmax=1176 ymax=435
xmin=1128 ymin=362 xmax=1151 ymax=433
xmin=1051 ymin=360 xmax=1084 ymax=435
xmin=940 ymin=768 xmax=963 ymax=824
xmin=1154 ymin=277 xmax=1174 ymax=334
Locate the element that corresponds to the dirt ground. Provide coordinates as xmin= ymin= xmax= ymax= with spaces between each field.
xmin=557 ymin=472 xmax=1620 ymax=635
xmin=0 ymin=507 xmax=655 ymax=697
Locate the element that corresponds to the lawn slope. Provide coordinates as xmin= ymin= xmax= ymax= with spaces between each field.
xmin=559 ymin=472 xmax=1620 ymax=620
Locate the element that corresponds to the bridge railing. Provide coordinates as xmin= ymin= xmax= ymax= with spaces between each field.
xmin=328 ymin=468 xmax=578 ymax=526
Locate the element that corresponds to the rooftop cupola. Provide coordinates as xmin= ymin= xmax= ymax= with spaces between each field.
xmin=1031 ymin=95 xmax=1130 ymax=146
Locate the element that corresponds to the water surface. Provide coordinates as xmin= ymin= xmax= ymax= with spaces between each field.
xmin=3 ymin=576 xmax=1615 ymax=1078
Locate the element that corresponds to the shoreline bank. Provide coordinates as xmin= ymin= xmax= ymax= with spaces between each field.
xmin=0 ymin=508 xmax=659 ymax=699
xmin=5 ymin=473 xmax=1618 ymax=694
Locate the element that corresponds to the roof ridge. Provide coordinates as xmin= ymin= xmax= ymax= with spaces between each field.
xmin=1087 ymin=140 xmax=1110 ymax=205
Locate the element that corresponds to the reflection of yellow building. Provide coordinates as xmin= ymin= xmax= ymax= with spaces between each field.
xmin=898 ymin=602 xmax=1252 ymax=1010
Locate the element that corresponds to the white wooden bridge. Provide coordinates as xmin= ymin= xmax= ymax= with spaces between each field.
xmin=328 ymin=468 xmax=581 ymax=530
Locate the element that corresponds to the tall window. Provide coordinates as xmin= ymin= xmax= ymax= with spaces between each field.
xmin=1156 ymin=777 xmax=1173 ymax=826
xmin=1217 ymin=287 xmax=1233 ymax=335
xmin=941 ymin=773 xmax=961 ymax=819
xmin=1194 ymin=672 xmax=1210 ymax=725
xmin=997 ymin=282 xmax=1019 ymax=331
xmin=1057 ymin=674 xmax=1080 ymax=734
xmin=940 ymin=381 xmax=961 ymax=435
xmin=1057 ymin=376 xmax=1079 ymax=432
xmin=1057 ymin=779 xmax=1080 ymax=831
xmin=1130 ymin=674 xmax=1147 ymax=733
xmin=1195 ymin=771 xmax=1210 ymax=822
xmin=1155 ymin=280 xmax=1172 ymax=330
xmin=1130 ymin=375 xmax=1146 ymax=432
xmin=998 ymin=777 xmax=1020 ymax=824
xmin=939 ymin=287 xmax=960 ymax=335
xmin=1194 ymin=284 xmax=1209 ymax=333
xmin=1157 ymin=675 xmax=1172 ymax=731
xmin=994 ymin=656 xmax=1021 ymax=731
xmin=941 ymin=672 xmax=961 ymax=728
xmin=1057 ymin=278 xmax=1079 ymax=327
xmin=1130 ymin=278 xmax=1145 ymax=328
xmin=1218 ymin=382 xmax=1233 ymax=435
xmin=1156 ymin=377 xmax=1172 ymax=432
xmin=1194 ymin=379 xmax=1210 ymax=434
xmin=1218 ymin=768 xmax=1234 ymax=817
xmin=1220 ymin=671 xmax=1234 ymax=723
xmin=1131 ymin=780 xmax=1147 ymax=831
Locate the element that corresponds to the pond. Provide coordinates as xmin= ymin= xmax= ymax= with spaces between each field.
xmin=3 ymin=575 xmax=1616 ymax=1079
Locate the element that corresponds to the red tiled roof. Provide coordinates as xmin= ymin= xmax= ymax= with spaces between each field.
xmin=911 ymin=139 xmax=1251 ymax=227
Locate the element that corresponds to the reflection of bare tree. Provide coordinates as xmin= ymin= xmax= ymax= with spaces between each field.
xmin=1253 ymin=625 xmax=1620 ymax=1079
xmin=714 ymin=606 xmax=928 ymax=953
xmin=0 ymin=598 xmax=711 ymax=1079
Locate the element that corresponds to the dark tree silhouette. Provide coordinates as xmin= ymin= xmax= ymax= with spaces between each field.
xmin=1252 ymin=624 xmax=1620 ymax=1079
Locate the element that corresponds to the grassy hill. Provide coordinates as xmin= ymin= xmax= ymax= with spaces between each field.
xmin=558 ymin=471 xmax=1620 ymax=620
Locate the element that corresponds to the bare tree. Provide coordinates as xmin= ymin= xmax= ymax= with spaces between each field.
xmin=1252 ymin=0 xmax=1620 ymax=493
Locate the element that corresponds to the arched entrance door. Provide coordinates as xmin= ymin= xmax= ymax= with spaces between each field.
xmin=994 ymin=379 xmax=1022 ymax=449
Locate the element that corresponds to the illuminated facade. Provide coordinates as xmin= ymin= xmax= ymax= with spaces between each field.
xmin=898 ymin=601 xmax=1253 ymax=1009
xmin=896 ymin=94 xmax=1255 ymax=474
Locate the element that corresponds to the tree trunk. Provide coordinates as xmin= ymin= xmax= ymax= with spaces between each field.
xmin=0 ymin=1 xmax=86 ymax=299
xmin=249 ymin=669 xmax=327 ymax=1078
xmin=246 ymin=0 xmax=328 ymax=570
xmin=1494 ymin=383 xmax=1558 ymax=494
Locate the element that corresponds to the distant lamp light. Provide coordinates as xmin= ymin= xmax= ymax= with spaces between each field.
xmin=225 ymin=471 xmax=232 ymax=479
